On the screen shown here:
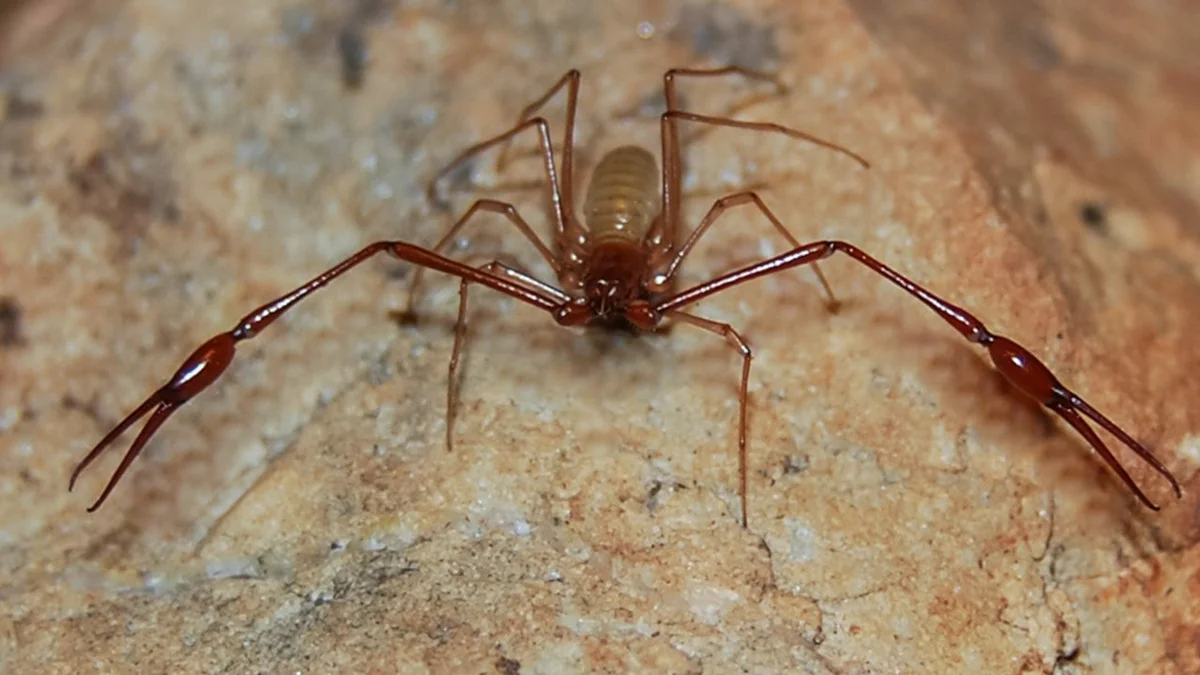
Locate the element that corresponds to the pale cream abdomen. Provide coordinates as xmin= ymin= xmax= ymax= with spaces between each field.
xmin=583 ymin=145 xmax=659 ymax=243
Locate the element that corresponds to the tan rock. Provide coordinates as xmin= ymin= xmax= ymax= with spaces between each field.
xmin=1 ymin=0 xmax=1196 ymax=672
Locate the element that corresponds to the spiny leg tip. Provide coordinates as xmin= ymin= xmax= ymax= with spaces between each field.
xmin=1169 ymin=476 xmax=1184 ymax=499
xmin=1134 ymin=487 xmax=1167 ymax=512
xmin=67 ymin=466 xmax=88 ymax=492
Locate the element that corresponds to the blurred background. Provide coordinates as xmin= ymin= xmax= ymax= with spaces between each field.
xmin=4 ymin=0 xmax=1197 ymax=236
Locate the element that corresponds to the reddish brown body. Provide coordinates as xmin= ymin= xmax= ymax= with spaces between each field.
xmin=70 ymin=68 xmax=1182 ymax=523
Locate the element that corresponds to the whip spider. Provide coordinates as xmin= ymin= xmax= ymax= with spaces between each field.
xmin=70 ymin=67 xmax=1182 ymax=524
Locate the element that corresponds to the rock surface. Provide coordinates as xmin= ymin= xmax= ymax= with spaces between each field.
xmin=1 ymin=0 xmax=1197 ymax=673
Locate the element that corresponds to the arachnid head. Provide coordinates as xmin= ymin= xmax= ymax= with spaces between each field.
xmin=582 ymin=240 xmax=645 ymax=319
xmin=554 ymin=240 xmax=660 ymax=330
xmin=584 ymin=274 xmax=637 ymax=317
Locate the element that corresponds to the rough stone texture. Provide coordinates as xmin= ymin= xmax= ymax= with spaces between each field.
xmin=1 ymin=0 xmax=1197 ymax=673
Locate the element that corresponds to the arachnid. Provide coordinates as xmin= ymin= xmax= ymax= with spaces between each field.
xmin=70 ymin=67 xmax=1182 ymax=523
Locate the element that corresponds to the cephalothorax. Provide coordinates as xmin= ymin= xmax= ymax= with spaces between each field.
xmin=70 ymin=68 xmax=1182 ymax=523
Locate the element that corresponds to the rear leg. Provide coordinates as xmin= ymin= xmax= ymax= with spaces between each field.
xmin=646 ymin=190 xmax=838 ymax=309
xmin=493 ymin=69 xmax=582 ymax=197
xmin=444 ymin=260 xmax=561 ymax=452
xmin=425 ymin=117 xmax=568 ymax=242
xmin=651 ymin=68 xmax=867 ymax=304
xmin=404 ymin=199 xmax=560 ymax=318
xmin=669 ymin=311 xmax=754 ymax=527
xmin=614 ymin=66 xmax=787 ymax=157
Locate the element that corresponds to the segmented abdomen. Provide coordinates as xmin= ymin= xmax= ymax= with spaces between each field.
xmin=583 ymin=145 xmax=659 ymax=243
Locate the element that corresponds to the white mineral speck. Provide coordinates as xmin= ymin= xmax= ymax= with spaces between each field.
xmin=417 ymin=105 xmax=438 ymax=125
xmin=307 ymin=590 xmax=333 ymax=604
xmin=684 ymin=583 xmax=741 ymax=625
xmin=1180 ymin=436 xmax=1200 ymax=462
xmin=785 ymin=518 xmax=817 ymax=563
xmin=373 ymin=181 xmax=394 ymax=200
xmin=0 ymin=407 xmax=18 ymax=432
xmin=205 ymin=558 xmax=260 ymax=579
xmin=143 ymin=573 xmax=169 ymax=593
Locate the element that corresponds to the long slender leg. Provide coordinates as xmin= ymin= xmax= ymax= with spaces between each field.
xmin=447 ymin=276 xmax=470 ymax=452
xmin=651 ymin=71 xmax=866 ymax=296
xmin=645 ymin=190 xmax=837 ymax=307
xmin=663 ymin=66 xmax=781 ymax=105
xmin=480 ymin=258 xmax=573 ymax=303
xmin=662 ymin=110 xmax=870 ymax=170
xmin=654 ymin=79 xmax=683 ymax=255
xmin=670 ymin=311 xmax=754 ymax=527
xmin=658 ymin=108 xmax=868 ymax=271
xmin=661 ymin=66 xmax=786 ymax=162
xmin=404 ymin=199 xmax=560 ymax=316
xmin=655 ymin=240 xmax=1183 ymax=510
xmin=444 ymin=260 xmax=566 ymax=452
xmin=71 ymin=241 xmax=562 ymax=511
xmin=654 ymin=69 xmax=777 ymax=253
xmin=493 ymin=70 xmax=582 ymax=211
xmin=613 ymin=66 xmax=782 ymax=131
xmin=425 ymin=117 xmax=568 ymax=241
